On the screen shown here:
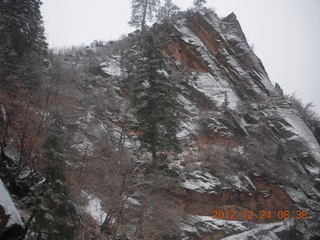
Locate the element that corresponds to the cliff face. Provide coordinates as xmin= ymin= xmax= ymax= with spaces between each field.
xmin=164 ymin=12 xmax=275 ymax=103
xmin=53 ymin=10 xmax=320 ymax=239
xmin=3 ymin=9 xmax=318 ymax=240
xmin=158 ymin=10 xmax=320 ymax=239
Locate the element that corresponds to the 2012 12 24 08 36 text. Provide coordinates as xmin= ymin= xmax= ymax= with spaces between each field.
xmin=211 ymin=209 xmax=309 ymax=221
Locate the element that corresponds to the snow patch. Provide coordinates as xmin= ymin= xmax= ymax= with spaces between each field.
xmin=0 ymin=179 xmax=23 ymax=227
xmin=253 ymin=70 xmax=276 ymax=95
xmin=221 ymin=220 xmax=291 ymax=240
xmin=178 ymin=121 xmax=196 ymax=139
xmin=191 ymin=73 xmax=239 ymax=110
xmin=279 ymin=108 xmax=320 ymax=162
xmin=126 ymin=197 xmax=140 ymax=206
xmin=3 ymin=147 xmax=20 ymax=164
xmin=100 ymin=56 xmax=121 ymax=77
xmin=226 ymin=175 xmax=244 ymax=190
xmin=182 ymin=171 xmax=220 ymax=193
xmin=71 ymin=133 xmax=94 ymax=155
xmin=178 ymin=94 xmax=199 ymax=115
xmin=182 ymin=215 xmax=248 ymax=236
xmin=83 ymin=191 xmax=107 ymax=224
xmin=226 ymin=56 xmax=247 ymax=76
xmin=280 ymin=186 xmax=307 ymax=203
xmin=176 ymin=23 xmax=205 ymax=49
xmin=156 ymin=69 xmax=169 ymax=78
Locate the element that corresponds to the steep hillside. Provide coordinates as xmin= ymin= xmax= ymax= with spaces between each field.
xmin=1 ymin=8 xmax=320 ymax=240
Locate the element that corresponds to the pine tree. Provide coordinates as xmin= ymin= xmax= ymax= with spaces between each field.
xmin=156 ymin=0 xmax=180 ymax=23
xmin=24 ymin=110 xmax=78 ymax=240
xmin=130 ymin=32 xmax=181 ymax=163
xmin=0 ymin=0 xmax=47 ymax=86
xmin=129 ymin=0 xmax=160 ymax=36
xmin=193 ymin=0 xmax=207 ymax=10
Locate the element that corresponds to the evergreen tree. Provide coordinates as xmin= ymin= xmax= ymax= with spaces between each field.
xmin=130 ymin=33 xmax=181 ymax=162
xmin=24 ymin=110 xmax=78 ymax=240
xmin=0 ymin=0 xmax=47 ymax=86
xmin=193 ymin=0 xmax=207 ymax=10
xmin=156 ymin=0 xmax=180 ymax=23
xmin=129 ymin=0 xmax=160 ymax=36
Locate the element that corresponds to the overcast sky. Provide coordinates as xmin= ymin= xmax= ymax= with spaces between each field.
xmin=41 ymin=0 xmax=320 ymax=113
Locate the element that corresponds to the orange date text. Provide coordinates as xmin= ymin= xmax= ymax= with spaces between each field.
xmin=211 ymin=209 xmax=309 ymax=221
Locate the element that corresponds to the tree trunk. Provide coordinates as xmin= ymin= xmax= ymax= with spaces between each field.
xmin=141 ymin=0 xmax=148 ymax=37
xmin=0 ymin=104 xmax=8 ymax=149
xmin=151 ymin=145 xmax=158 ymax=169
xmin=151 ymin=149 xmax=156 ymax=161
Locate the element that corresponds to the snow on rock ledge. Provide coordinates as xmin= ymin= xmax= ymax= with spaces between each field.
xmin=182 ymin=171 xmax=220 ymax=193
xmin=221 ymin=220 xmax=291 ymax=240
xmin=0 ymin=179 xmax=23 ymax=228
xmin=279 ymin=108 xmax=320 ymax=166
xmin=181 ymin=215 xmax=248 ymax=238
xmin=100 ymin=56 xmax=121 ymax=77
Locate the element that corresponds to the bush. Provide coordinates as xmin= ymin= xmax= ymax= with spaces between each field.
xmin=199 ymin=145 xmax=248 ymax=177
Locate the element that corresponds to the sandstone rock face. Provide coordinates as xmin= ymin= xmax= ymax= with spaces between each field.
xmin=161 ymin=11 xmax=320 ymax=239
xmin=47 ymin=9 xmax=320 ymax=240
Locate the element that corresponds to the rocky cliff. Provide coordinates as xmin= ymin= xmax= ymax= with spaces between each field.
xmin=54 ymin=9 xmax=320 ymax=239
xmin=2 ymin=8 xmax=319 ymax=240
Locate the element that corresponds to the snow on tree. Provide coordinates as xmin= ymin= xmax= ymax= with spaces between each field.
xmin=0 ymin=0 xmax=47 ymax=86
xmin=156 ymin=0 xmax=180 ymax=23
xmin=129 ymin=0 xmax=160 ymax=36
xmin=22 ymin=110 xmax=78 ymax=239
xmin=193 ymin=0 xmax=207 ymax=10
xmin=129 ymin=32 xmax=182 ymax=162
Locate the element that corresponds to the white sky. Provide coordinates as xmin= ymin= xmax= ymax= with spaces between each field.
xmin=41 ymin=0 xmax=320 ymax=112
